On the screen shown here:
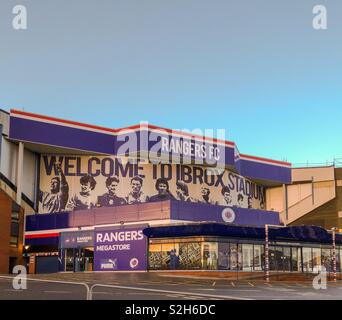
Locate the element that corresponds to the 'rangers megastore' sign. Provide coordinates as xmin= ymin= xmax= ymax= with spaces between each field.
xmin=94 ymin=226 xmax=147 ymax=271
xmin=38 ymin=155 xmax=266 ymax=214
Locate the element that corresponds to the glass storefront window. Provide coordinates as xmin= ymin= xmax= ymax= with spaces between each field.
xmin=161 ymin=243 xmax=176 ymax=269
xmin=321 ymin=248 xmax=331 ymax=272
xmin=269 ymin=246 xmax=283 ymax=271
xmin=148 ymin=244 xmax=162 ymax=270
xmin=291 ymin=247 xmax=302 ymax=272
xmin=230 ymin=244 xmax=242 ymax=270
xmin=282 ymin=247 xmax=291 ymax=272
xmin=242 ymin=244 xmax=253 ymax=271
xmin=312 ymin=248 xmax=321 ymax=272
xmin=169 ymin=243 xmax=180 ymax=269
xmin=83 ymin=248 xmax=94 ymax=271
xmin=148 ymin=239 xmax=342 ymax=273
xmin=65 ymin=248 xmax=74 ymax=272
xmin=202 ymin=242 xmax=218 ymax=270
xmin=253 ymin=245 xmax=264 ymax=271
xmin=179 ymin=242 xmax=202 ymax=269
xmin=302 ymin=247 xmax=312 ymax=272
xmin=218 ymin=243 xmax=230 ymax=270
xmin=335 ymin=248 xmax=340 ymax=272
xmin=74 ymin=249 xmax=82 ymax=272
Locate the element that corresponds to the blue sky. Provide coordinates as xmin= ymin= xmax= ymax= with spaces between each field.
xmin=1 ymin=0 xmax=341 ymax=165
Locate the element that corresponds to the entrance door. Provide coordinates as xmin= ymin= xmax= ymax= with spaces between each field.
xmin=282 ymin=247 xmax=291 ymax=272
xmin=65 ymin=249 xmax=75 ymax=271
xmin=74 ymin=249 xmax=82 ymax=272
xmin=68 ymin=248 xmax=94 ymax=272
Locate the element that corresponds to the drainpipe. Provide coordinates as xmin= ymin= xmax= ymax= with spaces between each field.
xmin=332 ymin=227 xmax=337 ymax=282
xmin=265 ymin=224 xmax=269 ymax=282
xmin=283 ymin=184 xmax=288 ymax=224
xmin=16 ymin=142 xmax=24 ymax=205
xmin=311 ymin=176 xmax=314 ymax=205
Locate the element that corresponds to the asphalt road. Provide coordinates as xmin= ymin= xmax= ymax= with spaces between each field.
xmin=1 ymin=272 xmax=342 ymax=300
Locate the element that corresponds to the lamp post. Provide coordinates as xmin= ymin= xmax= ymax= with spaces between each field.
xmin=332 ymin=227 xmax=337 ymax=282
xmin=265 ymin=224 xmax=269 ymax=282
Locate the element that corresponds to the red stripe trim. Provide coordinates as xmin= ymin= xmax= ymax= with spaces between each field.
xmin=239 ymin=154 xmax=291 ymax=166
xmin=25 ymin=233 xmax=59 ymax=239
xmin=10 ymin=109 xmax=142 ymax=134
xmin=11 ymin=110 xmax=290 ymax=166
xmin=11 ymin=109 xmax=291 ymax=166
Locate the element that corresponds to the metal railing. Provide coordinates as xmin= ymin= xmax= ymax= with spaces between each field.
xmin=0 ymin=275 xmax=251 ymax=300
xmin=0 ymin=275 xmax=91 ymax=299
xmin=292 ymin=158 xmax=342 ymax=168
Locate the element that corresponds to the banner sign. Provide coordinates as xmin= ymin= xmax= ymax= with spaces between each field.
xmin=59 ymin=230 xmax=94 ymax=248
xmin=94 ymin=226 xmax=147 ymax=271
xmin=38 ymin=155 xmax=265 ymax=214
xmin=9 ymin=110 xmax=292 ymax=184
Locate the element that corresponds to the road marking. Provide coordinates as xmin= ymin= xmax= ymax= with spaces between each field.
xmin=44 ymin=291 xmax=72 ymax=294
xmin=225 ymin=289 xmax=261 ymax=292
xmin=212 ymin=282 xmax=216 ymax=286
xmin=92 ymin=292 xmax=115 ymax=295
xmin=248 ymin=282 xmax=255 ymax=287
xmin=264 ymin=288 xmax=296 ymax=292
xmin=89 ymin=283 xmax=253 ymax=300
xmin=3 ymin=289 xmax=24 ymax=292
xmin=231 ymin=282 xmax=235 ymax=287
xmin=194 ymin=289 xmax=216 ymax=291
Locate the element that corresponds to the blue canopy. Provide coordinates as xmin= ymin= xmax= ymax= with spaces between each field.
xmin=143 ymin=223 xmax=342 ymax=245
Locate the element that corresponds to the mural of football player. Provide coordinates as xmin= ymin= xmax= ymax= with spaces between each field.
xmin=260 ymin=199 xmax=265 ymax=210
xmin=237 ymin=193 xmax=244 ymax=207
xmin=149 ymin=178 xmax=176 ymax=202
xmin=220 ymin=186 xmax=232 ymax=206
xmin=126 ymin=175 xmax=149 ymax=204
xmin=175 ymin=180 xmax=194 ymax=202
xmin=66 ymin=174 xmax=97 ymax=211
xmin=198 ymin=185 xmax=218 ymax=205
xmin=97 ymin=176 xmax=126 ymax=207
xmin=39 ymin=162 xmax=69 ymax=213
xmin=247 ymin=196 xmax=253 ymax=209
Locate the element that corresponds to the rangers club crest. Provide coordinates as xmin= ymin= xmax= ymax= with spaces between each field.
xmin=129 ymin=258 xmax=139 ymax=269
xmin=221 ymin=208 xmax=236 ymax=223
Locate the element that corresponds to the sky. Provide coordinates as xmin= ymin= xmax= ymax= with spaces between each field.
xmin=0 ymin=0 xmax=341 ymax=166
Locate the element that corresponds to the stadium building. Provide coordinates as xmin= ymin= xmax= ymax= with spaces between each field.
xmin=1 ymin=108 xmax=342 ymax=274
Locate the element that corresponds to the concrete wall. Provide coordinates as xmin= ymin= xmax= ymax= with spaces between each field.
xmin=292 ymin=166 xmax=335 ymax=182
xmin=266 ymin=166 xmax=337 ymax=225
xmin=266 ymin=186 xmax=283 ymax=213
xmin=0 ymin=137 xmax=18 ymax=186
xmin=0 ymin=137 xmax=37 ymax=206
xmin=22 ymin=148 xmax=36 ymax=202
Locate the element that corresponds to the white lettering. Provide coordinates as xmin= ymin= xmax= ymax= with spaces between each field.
xmin=12 ymin=5 xmax=27 ymax=30
xmin=313 ymin=5 xmax=327 ymax=30
xmin=12 ymin=265 xmax=27 ymax=290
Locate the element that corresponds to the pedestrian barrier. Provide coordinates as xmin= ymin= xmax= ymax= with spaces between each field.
xmin=0 ymin=275 xmax=91 ymax=300
xmin=0 ymin=275 xmax=252 ymax=300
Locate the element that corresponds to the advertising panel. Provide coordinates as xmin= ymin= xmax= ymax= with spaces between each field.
xmin=59 ymin=230 xmax=94 ymax=248
xmin=38 ymin=155 xmax=265 ymax=213
xmin=94 ymin=226 xmax=147 ymax=271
